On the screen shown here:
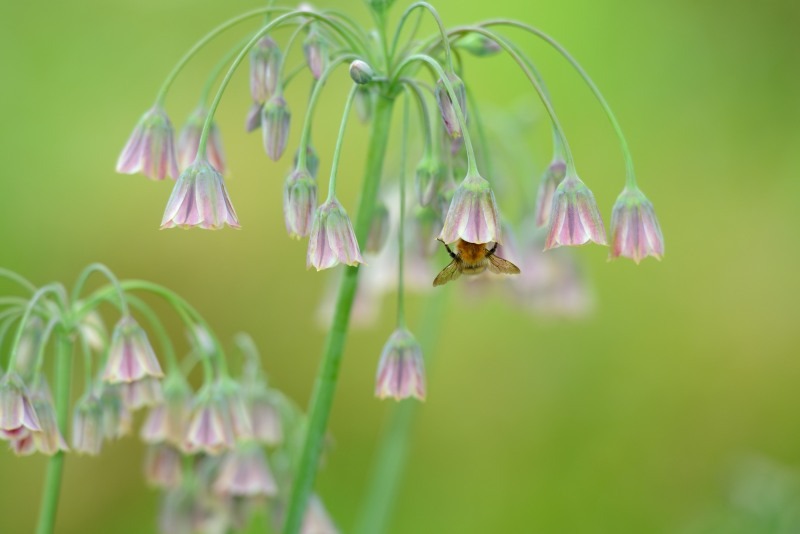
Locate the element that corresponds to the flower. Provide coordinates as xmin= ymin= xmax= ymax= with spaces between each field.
xmin=100 ymin=385 xmax=132 ymax=439
xmin=72 ymin=394 xmax=104 ymax=455
xmin=303 ymin=26 xmax=329 ymax=80
xmin=217 ymin=378 xmax=253 ymax=443
xmin=212 ymin=443 xmax=278 ymax=497
xmin=306 ymin=197 xmax=364 ymax=270
xmin=13 ymin=316 xmax=43 ymax=379
xmin=284 ymin=168 xmax=317 ymax=239
xmin=415 ymin=156 xmax=445 ymax=207
xmin=354 ymin=85 xmax=373 ymax=124
xmin=262 ymin=95 xmax=291 ymax=161
xmin=245 ymin=102 xmax=262 ymax=133
xmin=116 ymin=106 xmax=179 ymax=180
xmin=0 ymin=371 xmax=41 ymax=439
xmin=375 ymin=328 xmax=426 ymax=401
xmin=435 ymin=72 xmax=467 ymax=139
xmin=177 ymin=108 xmax=226 ymax=173
xmin=349 ymin=60 xmax=374 ymax=85
xmin=248 ymin=393 xmax=283 ymax=446
xmin=103 ymin=316 xmax=163 ymax=384
xmin=78 ymin=311 xmax=107 ymax=352
xmin=365 ymin=200 xmax=390 ymax=254
xmin=144 ymin=443 xmax=183 ymax=488
xmin=609 ymin=186 xmax=665 ymax=263
xmin=30 ymin=380 xmax=69 ymax=455
xmin=140 ymin=374 xmax=192 ymax=447
xmin=249 ymin=37 xmax=281 ymax=103
xmin=161 ymin=159 xmax=240 ymax=230
xmin=544 ymin=174 xmax=607 ymax=249
xmin=119 ymin=377 xmax=164 ymax=410
xmin=183 ymin=379 xmax=251 ymax=455
xmin=438 ymin=173 xmax=501 ymax=245
xmin=534 ymin=159 xmax=567 ymax=227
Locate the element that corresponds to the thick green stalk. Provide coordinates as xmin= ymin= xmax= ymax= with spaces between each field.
xmin=354 ymin=290 xmax=448 ymax=534
xmin=283 ymin=94 xmax=395 ymax=534
xmin=35 ymin=332 xmax=73 ymax=534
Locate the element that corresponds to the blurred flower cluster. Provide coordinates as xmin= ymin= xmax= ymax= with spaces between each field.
xmin=0 ymin=266 xmax=337 ymax=533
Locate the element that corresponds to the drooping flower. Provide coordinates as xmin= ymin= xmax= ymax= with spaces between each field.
xmin=544 ymin=174 xmax=607 ymax=250
xmin=144 ymin=443 xmax=183 ymax=488
xmin=375 ymin=328 xmax=426 ymax=401
xmin=0 ymin=371 xmax=41 ymax=439
xmin=212 ymin=443 xmax=278 ymax=497
xmin=262 ymin=95 xmax=291 ymax=161
xmin=438 ymin=173 xmax=501 ymax=245
xmin=303 ymin=26 xmax=329 ymax=80
xmin=435 ymin=72 xmax=467 ymax=139
xmin=365 ymin=200 xmax=390 ymax=254
xmin=99 ymin=384 xmax=132 ymax=440
xmin=119 ymin=377 xmax=164 ymax=411
xmin=284 ymin=168 xmax=317 ymax=239
xmin=13 ymin=317 xmax=43 ymax=379
xmin=161 ymin=159 xmax=240 ymax=230
xmin=248 ymin=392 xmax=283 ymax=446
xmin=609 ymin=186 xmax=665 ymax=263
xmin=72 ymin=394 xmax=104 ymax=455
xmin=103 ymin=316 xmax=163 ymax=384
xmin=245 ymin=102 xmax=263 ymax=133
xmin=177 ymin=108 xmax=226 ymax=173
xmin=534 ymin=159 xmax=567 ymax=227
xmin=249 ymin=37 xmax=281 ymax=103
xmin=30 ymin=380 xmax=69 ymax=455
xmin=306 ymin=197 xmax=364 ymax=270
xmin=184 ymin=380 xmax=250 ymax=456
xmin=141 ymin=374 xmax=192 ymax=447
xmin=116 ymin=106 xmax=179 ymax=180
xmin=216 ymin=377 xmax=253 ymax=443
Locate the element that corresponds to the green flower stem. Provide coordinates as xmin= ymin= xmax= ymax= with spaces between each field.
xmin=396 ymin=93 xmax=410 ymax=328
xmin=71 ymin=263 xmax=130 ymax=316
xmin=7 ymin=284 xmax=66 ymax=371
xmin=399 ymin=78 xmax=432 ymax=157
xmin=199 ymin=34 xmax=255 ymax=106
xmin=390 ymin=9 xmax=424 ymax=67
xmin=35 ymin=331 xmax=73 ymax=534
xmin=480 ymin=20 xmax=636 ymax=186
xmin=393 ymin=54 xmax=477 ymax=176
xmin=0 ymin=268 xmax=37 ymax=293
xmin=325 ymin=85 xmax=359 ymax=202
xmin=153 ymin=7 xmax=288 ymax=106
xmin=284 ymin=94 xmax=396 ymax=534
xmin=278 ymin=20 xmax=313 ymax=81
xmin=296 ymin=54 xmax=358 ymax=171
xmin=393 ymin=3 xmax=454 ymax=72
xmin=32 ymin=317 xmax=62 ymax=377
xmin=354 ymin=289 xmax=448 ymax=534
xmin=124 ymin=294 xmax=180 ymax=376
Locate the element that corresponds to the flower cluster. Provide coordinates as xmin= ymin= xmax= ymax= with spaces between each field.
xmin=0 ymin=266 xmax=338 ymax=533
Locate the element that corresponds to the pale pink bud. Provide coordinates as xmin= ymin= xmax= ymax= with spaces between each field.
xmin=144 ymin=443 xmax=183 ymax=488
xmin=306 ymin=198 xmax=365 ymax=270
xmin=349 ymin=60 xmax=374 ymax=85
xmin=30 ymin=380 xmax=69 ymax=455
xmin=250 ymin=37 xmax=281 ymax=103
xmin=116 ymin=106 xmax=179 ymax=180
xmin=435 ymin=72 xmax=467 ymax=139
xmin=609 ymin=187 xmax=664 ymax=263
xmin=161 ymin=159 xmax=240 ymax=230
xmin=103 ymin=316 xmax=163 ymax=384
xmin=213 ymin=444 xmax=278 ymax=497
xmin=534 ymin=159 xmax=567 ymax=227
xmin=177 ymin=108 xmax=226 ymax=173
xmin=119 ymin=377 xmax=163 ymax=410
xmin=262 ymin=95 xmax=291 ymax=161
xmin=141 ymin=375 xmax=192 ymax=447
xmin=545 ymin=174 xmax=607 ymax=249
xmin=303 ymin=27 xmax=329 ymax=80
xmin=72 ymin=395 xmax=104 ymax=455
xmin=375 ymin=328 xmax=426 ymax=401
xmin=438 ymin=173 xmax=502 ymax=245
xmin=0 ymin=372 xmax=41 ymax=437
xmin=245 ymin=102 xmax=262 ymax=133
xmin=284 ymin=169 xmax=317 ymax=239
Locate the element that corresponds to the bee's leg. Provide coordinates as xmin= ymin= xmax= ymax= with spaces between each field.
xmin=486 ymin=243 xmax=498 ymax=257
xmin=442 ymin=242 xmax=458 ymax=259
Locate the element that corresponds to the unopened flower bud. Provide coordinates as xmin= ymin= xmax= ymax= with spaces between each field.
xmin=184 ymin=386 xmax=235 ymax=455
xmin=354 ymin=86 xmax=373 ymax=123
xmin=303 ymin=27 xmax=330 ymax=80
xmin=349 ymin=60 xmax=374 ymax=85
xmin=457 ymin=33 xmax=501 ymax=57
xmin=544 ymin=174 xmax=607 ymax=249
xmin=72 ymin=394 xmax=104 ymax=455
xmin=262 ymin=95 xmax=291 ymax=161
xmin=249 ymin=37 xmax=281 ymax=103
xmin=375 ymin=328 xmax=426 ymax=401
xmin=178 ymin=108 xmax=226 ymax=173
xmin=609 ymin=186 xmax=664 ymax=263
xmin=161 ymin=159 xmax=240 ymax=230
xmin=116 ymin=106 xmax=179 ymax=180
xmin=0 ymin=372 xmax=41 ymax=439
xmin=307 ymin=197 xmax=365 ymax=270
xmin=534 ymin=159 xmax=567 ymax=227
xmin=435 ymin=72 xmax=467 ymax=139
xmin=103 ymin=316 xmax=163 ymax=384
xmin=245 ymin=102 xmax=262 ymax=133
xmin=438 ymin=173 xmax=502 ymax=245
xmin=366 ymin=200 xmax=390 ymax=254
xmin=283 ymin=168 xmax=317 ymax=239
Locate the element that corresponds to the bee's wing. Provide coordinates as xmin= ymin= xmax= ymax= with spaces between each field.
xmin=433 ymin=260 xmax=462 ymax=287
xmin=488 ymin=254 xmax=521 ymax=275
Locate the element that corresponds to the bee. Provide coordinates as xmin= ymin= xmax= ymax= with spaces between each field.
xmin=433 ymin=239 xmax=521 ymax=287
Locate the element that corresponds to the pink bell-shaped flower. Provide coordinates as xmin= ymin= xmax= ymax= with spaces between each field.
xmin=609 ymin=186 xmax=665 ymax=263
xmin=306 ymin=197 xmax=364 ymax=270
xmin=116 ymin=106 xmax=179 ymax=180
xmin=438 ymin=173 xmax=501 ymax=245
xmin=544 ymin=174 xmax=607 ymax=250
xmin=161 ymin=159 xmax=240 ymax=230
xmin=375 ymin=328 xmax=426 ymax=401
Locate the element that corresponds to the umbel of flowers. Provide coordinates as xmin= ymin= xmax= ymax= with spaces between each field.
xmin=114 ymin=0 xmax=664 ymax=531
xmin=0 ymin=266 xmax=335 ymax=534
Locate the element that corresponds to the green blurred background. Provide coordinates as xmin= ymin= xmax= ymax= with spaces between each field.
xmin=1 ymin=0 xmax=799 ymax=532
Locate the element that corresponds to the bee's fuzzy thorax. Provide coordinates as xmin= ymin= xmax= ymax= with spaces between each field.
xmin=456 ymin=239 xmax=488 ymax=263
